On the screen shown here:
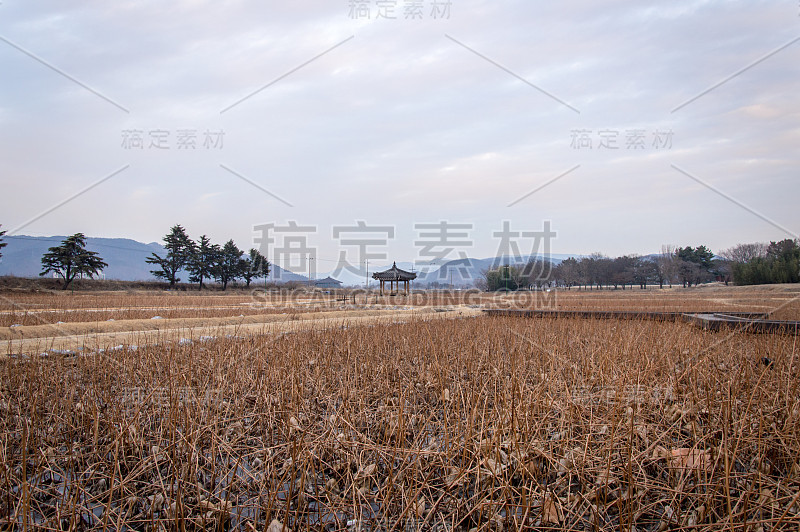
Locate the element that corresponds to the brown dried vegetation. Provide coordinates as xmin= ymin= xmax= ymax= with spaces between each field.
xmin=1 ymin=303 xmax=799 ymax=530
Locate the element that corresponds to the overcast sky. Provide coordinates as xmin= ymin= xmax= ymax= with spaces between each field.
xmin=1 ymin=0 xmax=798 ymax=274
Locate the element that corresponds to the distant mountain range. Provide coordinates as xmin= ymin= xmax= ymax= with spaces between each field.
xmin=0 ymin=235 xmax=307 ymax=283
xmin=0 ymin=235 xmax=591 ymax=287
xmin=0 ymin=236 xmax=165 ymax=281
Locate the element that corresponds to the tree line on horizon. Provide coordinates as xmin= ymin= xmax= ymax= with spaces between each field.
xmin=0 ymin=224 xmax=796 ymax=291
xmin=479 ymin=239 xmax=800 ymax=291
xmin=0 ymin=224 xmax=269 ymax=290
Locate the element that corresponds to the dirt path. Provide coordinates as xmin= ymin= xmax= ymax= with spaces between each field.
xmin=0 ymin=307 xmax=390 ymax=341
xmin=1 ymin=306 xmax=482 ymax=356
xmin=0 ymin=299 xmax=335 ymax=315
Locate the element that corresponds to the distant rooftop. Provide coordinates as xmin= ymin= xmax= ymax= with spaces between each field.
xmin=314 ymin=276 xmax=342 ymax=286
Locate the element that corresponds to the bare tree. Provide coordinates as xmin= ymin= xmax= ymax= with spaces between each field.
xmin=678 ymin=259 xmax=703 ymax=287
xmin=610 ymin=256 xmax=633 ymax=289
xmin=594 ymin=254 xmax=613 ymax=289
xmin=656 ymin=245 xmax=677 ymax=288
xmin=639 ymin=258 xmax=659 ymax=289
xmin=474 ymin=269 xmax=488 ymax=291
xmin=626 ymin=255 xmax=650 ymax=289
xmin=577 ymin=257 xmax=592 ymax=289
xmin=719 ymin=242 xmax=767 ymax=264
xmin=582 ymin=252 xmax=608 ymax=289
xmin=524 ymin=258 xmax=552 ymax=288
xmin=555 ymin=257 xmax=579 ymax=289
xmin=509 ymin=264 xmax=529 ymax=290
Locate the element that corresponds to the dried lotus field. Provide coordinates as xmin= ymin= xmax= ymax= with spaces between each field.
xmin=1 ymin=284 xmax=799 ymax=358
xmin=1 ymin=286 xmax=800 ymax=530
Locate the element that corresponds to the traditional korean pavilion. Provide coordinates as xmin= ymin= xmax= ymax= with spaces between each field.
xmin=372 ymin=262 xmax=417 ymax=295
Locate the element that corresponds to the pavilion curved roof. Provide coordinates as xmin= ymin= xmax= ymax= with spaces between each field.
xmin=372 ymin=262 xmax=417 ymax=281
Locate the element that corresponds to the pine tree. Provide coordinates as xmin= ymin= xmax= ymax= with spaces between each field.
xmin=146 ymin=225 xmax=195 ymax=288
xmin=187 ymin=235 xmax=220 ymax=290
xmin=241 ymin=248 xmax=270 ymax=287
xmin=40 ymin=233 xmax=107 ymax=290
xmin=214 ymin=240 xmax=245 ymax=291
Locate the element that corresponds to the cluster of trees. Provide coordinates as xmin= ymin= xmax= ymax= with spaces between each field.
xmin=480 ymin=245 xmax=729 ymax=291
xmin=482 ymin=265 xmax=527 ymax=291
xmin=720 ymin=239 xmax=800 ymax=285
xmin=16 ymin=225 xmax=272 ymax=291
xmin=146 ymin=225 xmax=269 ymax=290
